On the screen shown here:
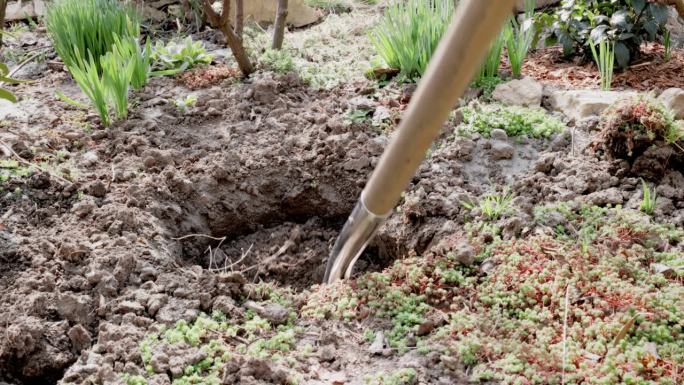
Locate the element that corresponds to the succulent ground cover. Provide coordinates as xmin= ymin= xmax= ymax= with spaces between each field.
xmin=122 ymin=203 xmax=682 ymax=385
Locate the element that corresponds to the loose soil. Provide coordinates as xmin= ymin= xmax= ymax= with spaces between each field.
xmin=0 ymin=6 xmax=683 ymax=385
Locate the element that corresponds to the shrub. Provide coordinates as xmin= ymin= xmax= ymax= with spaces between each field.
xmin=46 ymin=0 xmax=139 ymax=71
xmin=369 ymin=0 xmax=454 ymax=81
xmin=460 ymin=103 xmax=565 ymax=139
xmin=544 ymin=0 xmax=670 ymax=67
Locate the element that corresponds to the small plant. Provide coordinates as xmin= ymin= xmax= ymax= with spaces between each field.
xmin=476 ymin=30 xmax=507 ymax=82
xmin=472 ymin=76 xmax=504 ymax=101
xmin=369 ymin=0 xmax=454 ymax=80
xmin=504 ymin=0 xmax=535 ymax=78
xmin=46 ymin=0 xmax=139 ymax=71
xmin=101 ymin=48 xmax=135 ymax=119
xmin=259 ymin=49 xmax=295 ymax=74
xmin=113 ymin=36 xmax=152 ymax=90
xmin=151 ymin=37 xmax=213 ymax=75
xmin=174 ymin=94 xmax=198 ymax=114
xmin=460 ymin=103 xmax=565 ymax=139
xmin=0 ymin=62 xmax=23 ymax=102
xmin=589 ymin=38 xmax=615 ymax=91
xmin=462 ymin=189 xmax=514 ymax=220
xmin=639 ymin=178 xmax=657 ymax=215
xmin=68 ymin=51 xmax=110 ymax=126
xmin=664 ymin=29 xmax=672 ymax=62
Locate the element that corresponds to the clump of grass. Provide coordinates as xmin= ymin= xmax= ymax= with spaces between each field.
xmin=472 ymin=76 xmax=504 ymax=101
xmin=504 ymin=0 xmax=535 ymax=78
xmin=259 ymin=49 xmax=295 ymax=74
xmin=46 ymin=0 xmax=139 ymax=71
xmin=477 ymin=30 xmax=506 ymax=81
xmin=101 ymin=48 xmax=135 ymax=120
xmin=68 ymin=51 xmax=111 ymax=126
xmin=589 ymin=38 xmax=615 ymax=91
xmin=113 ymin=36 xmax=152 ymax=90
xmin=369 ymin=0 xmax=454 ymax=81
xmin=639 ymin=179 xmax=657 ymax=215
xmin=460 ymin=103 xmax=565 ymax=139
xmin=664 ymin=30 xmax=672 ymax=62
xmin=462 ymin=189 xmax=514 ymax=221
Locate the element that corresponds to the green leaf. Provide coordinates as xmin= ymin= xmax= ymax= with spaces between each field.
xmin=0 ymin=88 xmax=17 ymax=103
xmin=643 ymin=20 xmax=658 ymax=40
xmin=614 ymin=41 xmax=630 ymax=68
xmin=649 ymin=3 xmax=669 ymax=25
xmin=631 ymin=0 xmax=646 ymax=13
xmin=610 ymin=10 xmax=629 ymax=28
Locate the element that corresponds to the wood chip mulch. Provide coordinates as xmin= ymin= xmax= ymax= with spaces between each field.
xmin=516 ymin=42 xmax=684 ymax=91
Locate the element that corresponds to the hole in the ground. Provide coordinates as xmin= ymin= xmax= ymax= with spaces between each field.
xmin=183 ymin=215 xmax=404 ymax=289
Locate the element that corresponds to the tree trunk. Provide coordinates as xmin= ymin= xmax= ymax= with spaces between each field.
xmin=235 ymin=0 xmax=244 ymax=38
xmin=202 ymin=0 xmax=254 ymax=76
xmin=272 ymin=0 xmax=289 ymax=50
xmin=0 ymin=0 xmax=7 ymax=50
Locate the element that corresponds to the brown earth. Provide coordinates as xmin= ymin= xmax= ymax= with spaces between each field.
xmin=1 ymin=28 xmax=684 ymax=385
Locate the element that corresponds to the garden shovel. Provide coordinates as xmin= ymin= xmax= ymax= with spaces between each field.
xmin=324 ymin=0 xmax=517 ymax=283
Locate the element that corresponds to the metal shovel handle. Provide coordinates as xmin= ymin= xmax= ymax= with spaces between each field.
xmin=325 ymin=0 xmax=517 ymax=283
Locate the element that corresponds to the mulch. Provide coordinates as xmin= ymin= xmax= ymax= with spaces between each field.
xmin=517 ymin=42 xmax=684 ymax=91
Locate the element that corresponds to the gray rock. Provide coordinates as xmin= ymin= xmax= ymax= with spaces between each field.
xmin=244 ymin=301 xmax=290 ymax=325
xmin=547 ymin=90 xmax=636 ymax=121
xmin=492 ymin=77 xmax=543 ymax=107
xmin=657 ymin=88 xmax=684 ymax=119
xmin=150 ymin=351 xmax=170 ymax=373
xmin=490 ymin=141 xmax=515 ymax=160
xmin=584 ymin=188 xmax=625 ymax=206
xmin=369 ymin=331 xmax=386 ymax=355
xmin=490 ymin=128 xmax=508 ymax=141
xmin=452 ymin=240 xmax=475 ymax=265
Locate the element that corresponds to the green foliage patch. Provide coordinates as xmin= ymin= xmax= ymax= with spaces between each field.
xmin=369 ymin=0 xmax=454 ymax=81
xmin=542 ymin=0 xmax=671 ymax=67
xmin=460 ymin=103 xmax=565 ymax=139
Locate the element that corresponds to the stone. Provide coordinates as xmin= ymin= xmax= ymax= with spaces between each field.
xmin=492 ymin=76 xmax=543 ymax=107
xmin=547 ymin=90 xmax=636 ymax=121
xmin=584 ymin=188 xmax=624 ymax=206
xmin=490 ymin=128 xmax=508 ymax=141
xmin=657 ymin=88 xmax=684 ymax=119
xmin=490 ymin=141 xmax=515 ymax=160
xmin=318 ymin=345 xmax=336 ymax=362
xmin=6 ymin=1 xmax=47 ymax=21
xmin=229 ymin=0 xmax=320 ymax=28
xmin=452 ymin=240 xmax=475 ymax=265
xmin=116 ymin=301 xmax=145 ymax=315
xmin=244 ymin=301 xmax=290 ymax=325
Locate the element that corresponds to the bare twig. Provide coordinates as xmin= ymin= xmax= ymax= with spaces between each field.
xmin=172 ymin=233 xmax=227 ymax=241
